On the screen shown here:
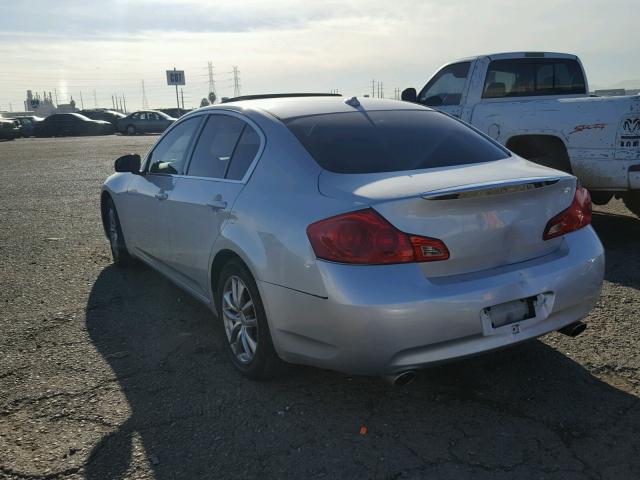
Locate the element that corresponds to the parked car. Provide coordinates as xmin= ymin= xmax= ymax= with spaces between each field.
xmin=0 ymin=119 xmax=21 ymax=140
xmin=401 ymin=51 xmax=640 ymax=217
xmin=34 ymin=113 xmax=114 ymax=137
xmin=79 ymin=109 xmax=125 ymax=126
xmin=11 ymin=116 xmax=44 ymax=137
xmin=101 ymin=95 xmax=604 ymax=382
xmin=116 ymin=110 xmax=176 ymax=135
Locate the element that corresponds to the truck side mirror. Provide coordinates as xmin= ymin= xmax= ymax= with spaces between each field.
xmin=401 ymin=88 xmax=417 ymax=103
xmin=115 ymin=154 xmax=141 ymax=174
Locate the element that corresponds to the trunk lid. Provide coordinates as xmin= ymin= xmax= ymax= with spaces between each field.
xmin=318 ymin=158 xmax=576 ymax=277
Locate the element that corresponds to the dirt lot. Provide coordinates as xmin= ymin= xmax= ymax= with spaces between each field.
xmin=0 ymin=135 xmax=639 ymax=479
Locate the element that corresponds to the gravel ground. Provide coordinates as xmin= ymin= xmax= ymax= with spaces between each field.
xmin=0 ymin=136 xmax=639 ymax=480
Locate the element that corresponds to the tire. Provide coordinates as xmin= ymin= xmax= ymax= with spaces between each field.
xmin=126 ymin=125 xmax=136 ymax=136
xmin=105 ymin=197 xmax=134 ymax=267
xmin=216 ymin=258 xmax=283 ymax=380
xmin=589 ymin=191 xmax=613 ymax=206
xmin=622 ymin=191 xmax=640 ymax=218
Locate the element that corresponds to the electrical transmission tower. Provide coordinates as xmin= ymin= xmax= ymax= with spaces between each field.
xmin=231 ymin=66 xmax=241 ymax=97
xmin=207 ymin=61 xmax=217 ymax=103
xmin=141 ymin=80 xmax=149 ymax=110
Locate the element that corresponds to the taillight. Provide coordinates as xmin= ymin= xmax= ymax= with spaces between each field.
xmin=306 ymin=208 xmax=449 ymax=265
xmin=543 ymin=186 xmax=592 ymax=240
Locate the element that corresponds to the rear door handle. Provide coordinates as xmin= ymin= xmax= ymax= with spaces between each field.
xmin=207 ymin=199 xmax=228 ymax=209
xmin=155 ymin=192 xmax=168 ymax=201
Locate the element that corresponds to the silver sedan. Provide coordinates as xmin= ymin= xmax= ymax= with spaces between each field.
xmin=101 ymin=95 xmax=604 ymax=382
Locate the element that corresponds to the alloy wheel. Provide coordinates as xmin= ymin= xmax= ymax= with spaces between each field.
xmin=222 ymin=275 xmax=258 ymax=364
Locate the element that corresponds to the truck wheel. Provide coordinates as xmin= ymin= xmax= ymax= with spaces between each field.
xmin=506 ymin=136 xmax=572 ymax=173
xmin=589 ymin=191 xmax=613 ymax=206
xmin=622 ymin=192 xmax=640 ymax=218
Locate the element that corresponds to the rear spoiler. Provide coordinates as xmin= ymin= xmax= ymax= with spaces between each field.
xmin=421 ymin=176 xmax=568 ymax=200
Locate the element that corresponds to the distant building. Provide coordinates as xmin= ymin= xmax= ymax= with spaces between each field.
xmin=21 ymin=90 xmax=78 ymax=117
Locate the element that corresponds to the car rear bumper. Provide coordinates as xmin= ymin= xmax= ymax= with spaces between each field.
xmin=259 ymin=226 xmax=604 ymax=375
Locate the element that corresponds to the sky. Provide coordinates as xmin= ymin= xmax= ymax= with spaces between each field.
xmin=1 ymin=0 xmax=639 ymax=112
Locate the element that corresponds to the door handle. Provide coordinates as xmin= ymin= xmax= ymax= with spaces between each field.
xmin=206 ymin=199 xmax=228 ymax=209
xmin=155 ymin=192 xmax=168 ymax=201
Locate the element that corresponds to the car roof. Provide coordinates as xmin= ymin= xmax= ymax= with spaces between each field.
xmin=195 ymin=96 xmax=431 ymax=120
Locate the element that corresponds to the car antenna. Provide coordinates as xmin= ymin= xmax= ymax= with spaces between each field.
xmin=344 ymin=96 xmax=360 ymax=107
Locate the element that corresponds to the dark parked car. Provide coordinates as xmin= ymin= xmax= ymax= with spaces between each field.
xmin=79 ymin=109 xmax=125 ymax=126
xmin=116 ymin=110 xmax=176 ymax=135
xmin=12 ymin=116 xmax=44 ymax=137
xmin=34 ymin=113 xmax=115 ymax=137
xmin=0 ymin=119 xmax=21 ymax=140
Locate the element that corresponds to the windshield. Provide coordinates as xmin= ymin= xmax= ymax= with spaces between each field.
xmin=284 ymin=110 xmax=509 ymax=174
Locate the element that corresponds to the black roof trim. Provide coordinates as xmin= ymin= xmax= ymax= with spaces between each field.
xmin=221 ymin=93 xmax=342 ymax=103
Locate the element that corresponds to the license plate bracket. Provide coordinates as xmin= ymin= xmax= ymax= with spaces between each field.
xmin=484 ymin=296 xmax=536 ymax=328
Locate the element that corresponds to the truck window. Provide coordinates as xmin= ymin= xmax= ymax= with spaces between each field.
xmin=483 ymin=59 xmax=586 ymax=98
xmin=418 ymin=62 xmax=470 ymax=107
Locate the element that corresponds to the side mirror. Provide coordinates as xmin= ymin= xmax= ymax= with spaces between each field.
xmin=114 ymin=154 xmax=141 ymax=174
xmin=401 ymin=88 xmax=417 ymax=103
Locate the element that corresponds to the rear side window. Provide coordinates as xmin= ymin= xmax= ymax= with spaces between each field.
xmin=483 ymin=59 xmax=586 ymax=98
xmin=226 ymin=126 xmax=260 ymax=180
xmin=188 ymin=116 xmax=245 ymax=179
xmin=284 ymin=110 xmax=508 ymax=174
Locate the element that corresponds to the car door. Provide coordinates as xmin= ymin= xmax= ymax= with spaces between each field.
xmin=164 ymin=113 xmax=263 ymax=297
xmin=150 ymin=112 xmax=165 ymax=132
xmin=120 ymin=116 xmax=203 ymax=266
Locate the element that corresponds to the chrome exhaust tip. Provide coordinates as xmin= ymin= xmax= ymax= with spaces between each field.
xmin=558 ymin=321 xmax=587 ymax=338
xmin=383 ymin=370 xmax=417 ymax=386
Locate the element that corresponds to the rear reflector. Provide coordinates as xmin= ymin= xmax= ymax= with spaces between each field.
xmin=543 ymin=186 xmax=592 ymax=240
xmin=307 ymin=208 xmax=449 ymax=265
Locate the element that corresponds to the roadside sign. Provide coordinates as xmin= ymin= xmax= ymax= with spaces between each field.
xmin=166 ymin=70 xmax=186 ymax=86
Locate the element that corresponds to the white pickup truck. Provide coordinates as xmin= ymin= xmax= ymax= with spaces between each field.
xmin=401 ymin=52 xmax=640 ymax=216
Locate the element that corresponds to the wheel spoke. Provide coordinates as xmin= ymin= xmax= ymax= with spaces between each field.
xmin=229 ymin=322 xmax=242 ymax=344
xmin=223 ymin=291 xmax=237 ymax=312
xmin=240 ymin=299 xmax=253 ymax=315
xmin=240 ymin=326 xmax=251 ymax=355
xmin=244 ymin=328 xmax=257 ymax=353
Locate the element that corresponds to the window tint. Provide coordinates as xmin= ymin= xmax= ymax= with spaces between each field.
xmin=226 ymin=126 xmax=260 ymax=180
xmin=187 ymin=116 xmax=244 ymax=178
xmin=483 ymin=59 xmax=586 ymax=98
xmin=418 ymin=62 xmax=470 ymax=106
xmin=148 ymin=117 xmax=201 ymax=174
xmin=285 ymin=110 xmax=508 ymax=174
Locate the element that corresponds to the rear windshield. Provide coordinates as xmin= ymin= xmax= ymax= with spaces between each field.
xmin=284 ymin=110 xmax=509 ymax=174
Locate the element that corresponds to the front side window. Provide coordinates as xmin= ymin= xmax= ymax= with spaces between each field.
xmin=483 ymin=59 xmax=586 ymax=98
xmin=148 ymin=117 xmax=201 ymax=174
xmin=418 ymin=62 xmax=470 ymax=106
xmin=285 ymin=110 xmax=509 ymax=174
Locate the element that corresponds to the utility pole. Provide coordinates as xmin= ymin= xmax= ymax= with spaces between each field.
xmin=9 ymin=102 xmax=12 ymax=112
xmin=79 ymin=91 xmax=84 ymax=109
xmin=53 ymin=88 xmax=59 ymax=106
xmin=111 ymin=95 xmax=115 ymax=110
xmin=180 ymin=89 xmax=184 ymax=110
xmin=93 ymin=89 xmax=98 ymax=108
xmin=207 ymin=61 xmax=216 ymax=102
xmin=380 ymin=82 xmax=384 ymax=99
xmin=372 ymin=79 xmax=376 ymax=98
xmin=231 ymin=66 xmax=241 ymax=97
xmin=122 ymin=93 xmax=127 ymax=114
xmin=141 ymin=80 xmax=149 ymax=110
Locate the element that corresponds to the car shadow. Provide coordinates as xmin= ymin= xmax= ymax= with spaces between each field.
xmin=84 ymin=264 xmax=640 ymax=479
xmin=591 ymin=210 xmax=640 ymax=289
